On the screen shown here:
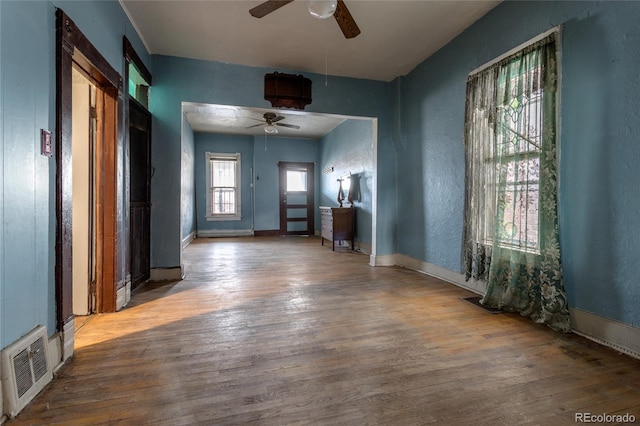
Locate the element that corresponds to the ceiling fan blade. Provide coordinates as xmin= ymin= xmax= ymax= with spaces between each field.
xmin=272 ymin=115 xmax=286 ymax=123
xmin=249 ymin=0 xmax=294 ymax=18
xmin=246 ymin=123 xmax=265 ymax=129
xmin=334 ymin=0 xmax=361 ymax=39
xmin=276 ymin=123 xmax=300 ymax=129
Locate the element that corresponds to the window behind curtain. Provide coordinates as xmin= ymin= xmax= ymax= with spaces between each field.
xmin=493 ymin=57 xmax=544 ymax=253
xmin=463 ymin=32 xmax=557 ymax=279
xmin=462 ymin=31 xmax=571 ymax=332
xmin=206 ymin=152 xmax=241 ymax=220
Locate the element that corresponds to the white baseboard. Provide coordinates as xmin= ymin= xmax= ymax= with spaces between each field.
xmin=394 ymin=254 xmax=487 ymax=295
xmin=61 ymin=320 xmax=74 ymax=364
xmin=116 ymin=281 xmax=131 ymax=311
xmin=390 ymin=253 xmax=640 ymax=359
xmin=570 ymin=308 xmax=640 ymax=359
xmin=48 ymin=332 xmax=64 ymax=374
xmin=369 ymin=254 xmax=395 ymax=266
xmin=182 ymin=231 xmax=196 ymax=249
xmin=197 ymin=229 xmax=254 ymax=238
xmin=149 ymin=267 xmax=184 ymax=282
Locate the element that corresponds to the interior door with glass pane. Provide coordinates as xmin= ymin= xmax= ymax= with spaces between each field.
xmin=279 ymin=162 xmax=315 ymax=236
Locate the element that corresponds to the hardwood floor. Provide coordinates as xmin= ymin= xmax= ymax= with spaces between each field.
xmin=9 ymin=237 xmax=640 ymax=425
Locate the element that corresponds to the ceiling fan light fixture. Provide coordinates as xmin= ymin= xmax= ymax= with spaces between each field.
xmin=264 ymin=124 xmax=278 ymax=134
xmin=307 ymin=0 xmax=337 ymax=19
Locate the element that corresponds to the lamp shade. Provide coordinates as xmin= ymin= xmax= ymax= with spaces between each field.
xmin=307 ymin=0 xmax=337 ymax=19
xmin=264 ymin=124 xmax=278 ymax=134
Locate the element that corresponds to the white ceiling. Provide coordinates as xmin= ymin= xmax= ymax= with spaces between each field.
xmin=121 ymin=0 xmax=501 ymax=137
xmin=184 ymin=102 xmax=347 ymax=138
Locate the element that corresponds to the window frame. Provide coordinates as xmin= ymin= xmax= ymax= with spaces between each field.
xmin=489 ymin=69 xmax=544 ymax=254
xmin=466 ymin=28 xmax=559 ymax=257
xmin=205 ymin=152 xmax=241 ymax=221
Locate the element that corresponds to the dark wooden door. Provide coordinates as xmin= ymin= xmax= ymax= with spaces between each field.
xmin=129 ymin=98 xmax=152 ymax=289
xmin=279 ymin=162 xmax=315 ymax=236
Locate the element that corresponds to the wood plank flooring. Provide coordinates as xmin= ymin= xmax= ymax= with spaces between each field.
xmin=8 ymin=237 xmax=640 ymax=425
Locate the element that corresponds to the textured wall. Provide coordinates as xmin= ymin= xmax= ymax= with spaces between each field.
xmin=252 ymin=136 xmax=320 ymax=232
xmin=151 ymin=55 xmax=395 ymax=268
xmin=0 ymin=0 xmax=54 ymax=347
xmin=320 ymin=119 xmax=374 ymax=246
xmin=194 ymin=133 xmax=255 ymax=232
xmin=181 ymin=115 xmax=196 ymax=241
xmin=395 ymin=1 xmax=640 ymax=327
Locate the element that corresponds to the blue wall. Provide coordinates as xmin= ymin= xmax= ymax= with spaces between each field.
xmin=150 ymin=55 xmax=395 ymax=267
xmin=320 ymin=119 xmax=373 ymax=247
xmin=3 ymin=0 xmax=640 ymax=355
xmin=194 ymin=133 xmax=255 ymax=232
xmin=395 ymin=1 xmax=640 ymax=327
xmin=0 ymin=0 xmax=148 ymax=347
xmin=181 ymin=115 xmax=196 ymax=243
xmin=0 ymin=0 xmax=55 ymax=347
xmin=253 ymin=136 xmax=320 ymax=232
xmin=192 ymin=128 xmax=374 ymax=238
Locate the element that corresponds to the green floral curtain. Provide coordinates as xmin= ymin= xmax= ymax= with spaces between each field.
xmin=463 ymin=34 xmax=571 ymax=332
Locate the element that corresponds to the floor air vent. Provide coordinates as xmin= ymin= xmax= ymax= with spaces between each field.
xmin=1 ymin=325 xmax=53 ymax=418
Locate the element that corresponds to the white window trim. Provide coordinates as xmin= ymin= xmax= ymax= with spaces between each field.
xmin=206 ymin=152 xmax=242 ymax=221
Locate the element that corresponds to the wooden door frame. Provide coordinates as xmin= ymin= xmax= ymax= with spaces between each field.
xmin=278 ymin=162 xmax=315 ymax=236
xmin=56 ymin=9 xmax=122 ymax=329
xmin=128 ymin=97 xmax=152 ymax=288
xmin=124 ymin=36 xmax=153 ymax=288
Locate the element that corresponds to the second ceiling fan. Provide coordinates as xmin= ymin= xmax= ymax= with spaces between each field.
xmin=247 ymin=112 xmax=301 ymax=134
xmin=249 ymin=0 xmax=361 ymax=39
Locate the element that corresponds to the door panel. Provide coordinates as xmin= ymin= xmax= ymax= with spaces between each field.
xmin=129 ymin=98 xmax=152 ymax=288
xmin=279 ymin=162 xmax=315 ymax=236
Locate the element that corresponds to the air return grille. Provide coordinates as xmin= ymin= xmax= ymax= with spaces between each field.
xmin=1 ymin=325 xmax=53 ymax=418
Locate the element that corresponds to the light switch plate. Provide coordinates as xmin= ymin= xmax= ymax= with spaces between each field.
xmin=41 ymin=129 xmax=52 ymax=157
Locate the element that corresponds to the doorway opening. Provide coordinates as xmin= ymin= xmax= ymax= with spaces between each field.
xmin=279 ymin=162 xmax=315 ymax=236
xmin=124 ymin=36 xmax=153 ymax=290
xmin=56 ymin=9 xmax=121 ymax=358
xmin=71 ymin=66 xmax=97 ymax=316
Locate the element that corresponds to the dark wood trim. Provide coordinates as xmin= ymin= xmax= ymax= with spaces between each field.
xmin=123 ymin=36 xmax=152 ymax=86
xmin=124 ymin=36 xmax=152 ymax=289
xmin=56 ymin=9 xmax=122 ymax=327
xmin=278 ymin=162 xmax=315 ymax=236
xmin=58 ymin=11 xmax=120 ymax=90
xmin=128 ymin=97 xmax=153 ymax=288
xmin=55 ymin=11 xmax=73 ymax=328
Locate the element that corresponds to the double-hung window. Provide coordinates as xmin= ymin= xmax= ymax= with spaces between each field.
xmin=492 ymin=63 xmax=543 ymax=253
xmin=206 ymin=152 xmax=241 ymax=220
xmin=463 ymin=31 xmax=559 ymax=279
xmin=462 ymin=31 xmax=570 ymax=331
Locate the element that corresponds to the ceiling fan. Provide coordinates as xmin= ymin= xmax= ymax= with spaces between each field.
xmin=247 ymin=112 xmax=301 ymax=134
xmin=249 ymin=0 xmax=361 ymax=39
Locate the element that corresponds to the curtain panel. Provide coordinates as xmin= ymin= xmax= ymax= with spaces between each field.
xmin=462 ymin=34 xmax=571 ymax=332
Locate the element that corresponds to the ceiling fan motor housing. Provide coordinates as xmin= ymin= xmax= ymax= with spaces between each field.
xmin=264 ymin=72 xmax=312 ymax=110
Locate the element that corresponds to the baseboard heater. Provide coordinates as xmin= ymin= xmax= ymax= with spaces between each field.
xmin=1 ymin=325 xmax=53 ymax=418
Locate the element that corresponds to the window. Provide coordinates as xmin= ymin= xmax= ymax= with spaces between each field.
xmin=462 ymin=32 xmax=570 ymax=332
xmin=206 ymin=152 xmax=241 ymax=220
xmin=492 ymin=64 xmax=543 ymax=252
xmin=286 ymin=169 xmax=307 ymax=192
xmin=465 ymin=38 xmax=552 ymax=256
